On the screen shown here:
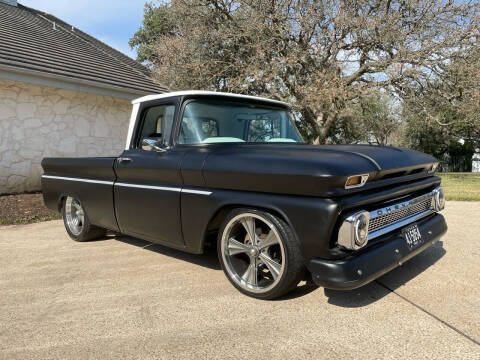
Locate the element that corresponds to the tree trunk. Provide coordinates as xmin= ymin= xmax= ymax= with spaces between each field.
xmin=315 ymin=111 xmax=338 ymax=144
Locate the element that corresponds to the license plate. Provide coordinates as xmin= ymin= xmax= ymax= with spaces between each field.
xmin=403 ymin=224 xmax=423 ymax=250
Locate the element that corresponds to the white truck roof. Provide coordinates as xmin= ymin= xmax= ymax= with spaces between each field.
xmin=132 ymin=90 xmax=290 ymax=107
xmin=126 ymin=91 xmax=290 ymax=150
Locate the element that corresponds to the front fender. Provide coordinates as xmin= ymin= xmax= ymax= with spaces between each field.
xmin=180 ymin=188 xmax=338 ymax=261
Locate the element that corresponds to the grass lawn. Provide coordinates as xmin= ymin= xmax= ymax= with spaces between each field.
xmin=438 ymin=172 xmax=480 ymax=201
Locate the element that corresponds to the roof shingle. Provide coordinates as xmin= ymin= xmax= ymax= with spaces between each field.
xmin=0 ymin=2 xmax=167 ymax=95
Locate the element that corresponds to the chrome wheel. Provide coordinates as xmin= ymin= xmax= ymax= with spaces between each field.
xmin=221 ymin=213 xmax=285 ymax=294
xmin=65 ymin=197 xmax=84 ymax=236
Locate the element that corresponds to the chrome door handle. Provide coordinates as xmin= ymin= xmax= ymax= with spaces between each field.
xmin=117 ymin=157 xmax=132 ymax=164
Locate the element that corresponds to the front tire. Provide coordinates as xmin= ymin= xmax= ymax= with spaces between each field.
xmin=62 ymin=196 xmax=106 ymax=242
xmin=217 ymin=208 xmax=304 ymax=300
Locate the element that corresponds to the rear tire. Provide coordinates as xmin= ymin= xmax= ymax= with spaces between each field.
xmin=217 ymin=208 xmax=304 ymax=300
xmin=62 ymin=196 xmax=106 ymax=242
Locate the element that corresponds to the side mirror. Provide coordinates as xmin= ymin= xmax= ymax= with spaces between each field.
xmin=142 ymin=138 xmax=167 ymax=152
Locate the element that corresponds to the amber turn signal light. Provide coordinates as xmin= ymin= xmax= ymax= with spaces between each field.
xmin=345 ymin=174 xmax=369 ymax=189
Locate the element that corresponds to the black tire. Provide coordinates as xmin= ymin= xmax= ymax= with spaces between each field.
xmin=61 ymin=196 xmax=106 ymax=242
xmin=217 ymin=208 xmax=305 ymax=300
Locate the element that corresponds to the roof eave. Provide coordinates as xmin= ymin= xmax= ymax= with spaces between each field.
xmin=0 ymin=63 xmax=156 ymax=100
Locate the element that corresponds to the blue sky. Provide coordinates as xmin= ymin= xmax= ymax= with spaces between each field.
xmin=20 ymin=0 xmax=148 ymax=59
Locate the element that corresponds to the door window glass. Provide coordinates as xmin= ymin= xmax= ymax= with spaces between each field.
xmin=139 ymin=105 xmax=175 ymax=149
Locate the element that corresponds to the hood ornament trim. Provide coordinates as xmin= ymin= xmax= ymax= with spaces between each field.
xmin=349 ymin=151 xmax=382 ymax=170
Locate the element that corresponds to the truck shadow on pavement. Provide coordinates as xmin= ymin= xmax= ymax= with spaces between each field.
xmin=111 ymin=235 xmax=445 ymax=304
xmin=114 ymin=235 xmax=222 ymax=270
xmin=324 ymin=241 xmax=446 ymax=307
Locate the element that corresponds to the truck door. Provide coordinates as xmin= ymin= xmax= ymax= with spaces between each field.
xmin=114 ymin=102 xmax=185 ymax=247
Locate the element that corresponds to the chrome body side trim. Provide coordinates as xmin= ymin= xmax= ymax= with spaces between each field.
xmin=182 ymin=189 xmax=213 ymax=195
xmin=42 ymin=175 xmax=212 ymax=195
xmin=115 ymin=182 xmax=181 ymax=192
xmin=41 ymin=175 xmax=113 ymax=185
xmin=115 ymin=182 xmax=212 ymax=195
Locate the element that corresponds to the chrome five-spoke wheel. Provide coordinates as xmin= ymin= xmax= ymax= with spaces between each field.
xmin=65 ymin=196 xmax=85 ymax=236
xmin=219 ymin=209 xmax=304 ymax=299
xmin=62 ymin=196 xmax=106 ymax=242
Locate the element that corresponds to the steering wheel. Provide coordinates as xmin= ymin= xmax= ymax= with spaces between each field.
xmin=252 ymin=131 xmax=272 ymax=142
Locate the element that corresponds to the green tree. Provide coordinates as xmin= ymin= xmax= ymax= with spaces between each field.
xmin=129 ymin=2 xmax=175 ymax=65
xmin=359 ymin=95 xmax=402 ymax=146
xmin=403 ymin=44 xmax=480 ymax=151
xmin=329 ymin=94 xmax=402 ymax=145
xmin=403 ymin=102 xmax=477 ymax=171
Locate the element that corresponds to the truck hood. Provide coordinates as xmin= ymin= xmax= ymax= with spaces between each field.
xmin=316 ymin=144 xmax=435 ymax=170
xmin=202 ymin=144 xmax=437 ymax=197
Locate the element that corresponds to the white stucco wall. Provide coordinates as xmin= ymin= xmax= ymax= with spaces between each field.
xmin=0 ymin=78 xmax=132 ymax=194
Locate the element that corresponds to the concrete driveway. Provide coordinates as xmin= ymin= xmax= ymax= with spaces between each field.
xmin=0 ymin=201 xmax=479 ymax=359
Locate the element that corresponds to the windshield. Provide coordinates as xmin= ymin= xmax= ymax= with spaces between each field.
xmin=177 ymin=100 xmax=304 ymax=144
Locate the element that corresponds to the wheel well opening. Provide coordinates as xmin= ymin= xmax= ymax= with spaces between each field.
xmin=203 ymin=204 xmax=289 ymax=249
xmin=204 ymin=204 xmax=311 ymax=283
xmin=58 ymin=195 xmax=66 ymax=212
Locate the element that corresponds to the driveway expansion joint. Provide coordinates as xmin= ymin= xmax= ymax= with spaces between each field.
xmin=375 ymin=280 xmax=480 ymax=347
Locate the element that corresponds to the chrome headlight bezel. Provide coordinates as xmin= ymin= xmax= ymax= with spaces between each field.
xmin=432 ymin=186 xmax=445 ymax=212
xmin=338 ymin=211 xmax=370 ymax=250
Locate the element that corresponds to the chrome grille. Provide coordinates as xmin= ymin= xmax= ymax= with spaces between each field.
xmin=368 ymin=194 xmax=434 ymax=233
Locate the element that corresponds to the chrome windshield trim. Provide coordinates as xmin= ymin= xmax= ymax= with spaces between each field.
xmin=368 ymin=209 xmax=435 ymax=240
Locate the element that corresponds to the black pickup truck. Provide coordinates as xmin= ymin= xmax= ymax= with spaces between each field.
xmin=42 ymin=91 xmax=447 ymax=299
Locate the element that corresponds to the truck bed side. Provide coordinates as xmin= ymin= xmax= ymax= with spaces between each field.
xmin=41 ymin=157 xmax=119 ymax=232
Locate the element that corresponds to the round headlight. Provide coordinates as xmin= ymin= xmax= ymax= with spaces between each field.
xmin=354 ymin=214 xmax=369 ymax=246
xmin=434 ymin=186 xmax=445 ymax=211
xmin=338 ymin=210 xmax=370 ymax=250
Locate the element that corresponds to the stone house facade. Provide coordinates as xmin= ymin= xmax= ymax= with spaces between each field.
xmin=0 ymin=79 xmax=132 ymax=193
xmin=0 ymin=1 xmax=166 ymax=194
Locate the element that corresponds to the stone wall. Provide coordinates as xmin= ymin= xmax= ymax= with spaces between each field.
xmin=0 ymin=78 xmax=132 ymax=194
